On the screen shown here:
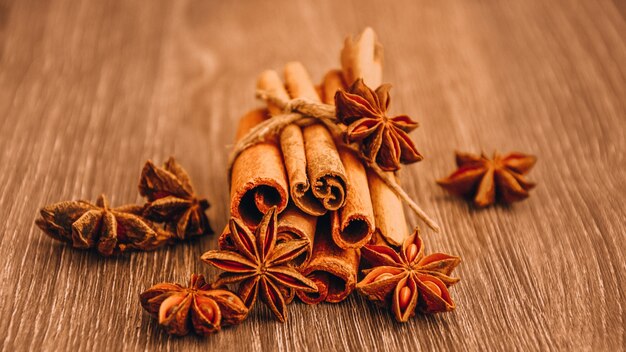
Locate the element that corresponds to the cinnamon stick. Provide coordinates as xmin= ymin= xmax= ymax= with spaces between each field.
xmin=257 ymin=70 xmax=290 ymax=116
xmin=320 ymin=70 xmax=374 ymax=249
xmin=332 ymin=147 xmax=375 ymax=248
xmin=340 ymin=27 xmax=383 ymax=89
xmin=284 ymin=62 xmax=319 ymax=101
xmin=230 ymin=109 xmax=289 ymax=229
xmin=341 ymin=28 xmax=409 ymax=245
xmin=285 ymin=62 xmax=347 ymax=212
xmin=274 ymin=204 xmax=316 ymax=266
xmin=320 ymin=70 xmax=345 ymax=104
xmin=296 ymin=215 xmax=359 ymax=304
xmin=367 ymin=169 xmax=408 ymax=245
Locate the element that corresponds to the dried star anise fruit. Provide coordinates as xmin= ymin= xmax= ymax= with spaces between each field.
xmin=437 ymin=151 xmax=537 ymax=207
xmin=139 ymin=274 xmax=248 ymax=336
xmin=201 ymin=207 xmax=317 ymax=322
xmin=139 ymin=157 xmax=212 ymax=239
xmin=36 ymin=194 xmax=172 ymax=256
xmin=356 ymin=228 xmax=460 ymax=322
xmin=335 ymin=78 xmax=423 ymax=171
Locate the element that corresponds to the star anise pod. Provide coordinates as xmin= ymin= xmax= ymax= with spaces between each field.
xmin=335 ymin=78 xmax=423 ymax=171
xmin=139 ymin=157 xmax=212 ymax=239
xmin=201 ymin=207 xmax=317 ymax=322
xmin=35 ymin=194 xmax=172 ymax=256
xmin=437 ymin=151 xmax=537 ymax=207
xmin=356 ymin=228 xmax=460 ymax=322
xmin=139 ymin=274 xmax=248 ymax=336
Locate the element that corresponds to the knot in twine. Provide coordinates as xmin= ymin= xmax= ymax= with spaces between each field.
xmin=228 ymin=90 xmax=440 ymax=233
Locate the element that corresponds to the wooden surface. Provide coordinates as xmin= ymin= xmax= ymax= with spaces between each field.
xmin=1 ymin=0 xmax=625 ymax=350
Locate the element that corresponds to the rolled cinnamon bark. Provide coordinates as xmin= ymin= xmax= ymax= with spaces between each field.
xmin=340 ymin=28 xmax=409 ymax=246
xmin=273 ymin=204 xmax=316 ymax=266
xmin=257 ymin=70 xmax=290 ymax=115
xmin=320 ymin=70 xmax=345 ymax=104
xmin=302 ymin=124 xmax=346 ymax=211
xmin=284 ymin=62 xmax=319 ymax=101
xmin=366 ymin=169 xmax=408 ymax=246
xmin=296 ymin=215 xmax=359 ymax=304
xmin=332 ymin=147 xmax=374 ymax=248
xmin=285 ymin=62 xmax=347 ymax=212
xmin=218 ymin=204 xmax=316 ymax=267
xmin=230 ymin=109 xmax=289 ymax=229
xmin=280 ymin=124 xmax=326 ymax=216
xmin=319 ymin=70 xmax=374 ymax=249
xmin=340 ymin=27 xmax=383 ymax=89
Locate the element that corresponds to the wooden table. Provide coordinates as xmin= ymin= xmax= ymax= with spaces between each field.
xmin=1 ymin=0 xmax=624 ymax=350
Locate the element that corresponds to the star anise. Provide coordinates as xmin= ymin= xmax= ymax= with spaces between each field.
xmin=334 ymin=78 xmax=423 ymax=171
xmin=201 ymin=207 xmax=317 ymax=322
xmin=35 ymin=194 xmax=172 ymax=256
xmin=139 ymin=274 xmax=248 ymax=336
xmin=139 ymin=157 xmax=212 ymax=239
xmin=356 ymin=228 xmax=460 ymax=322
xmin=437 ymin=151 xmax=537 ymax=207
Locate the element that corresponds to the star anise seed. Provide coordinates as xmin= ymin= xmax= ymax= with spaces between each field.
xmin=356 ymin=227 xmax=461 ymax=322
xmin=139 ymin=157 xmax=212 ymax=239
xmin=139 ymin=274 xmax=248 ymax=336
xmin=201 ymin=207 xmax=317 ymax=322
xmin=36 ymin=194 xmax=172 ymax=256
xmin=335 ymin=78 xmax=423 ymax=171
xmin=437 ymin=151 xmax=537 ymax=207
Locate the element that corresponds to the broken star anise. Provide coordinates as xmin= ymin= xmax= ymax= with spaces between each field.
xmin=356 ymin=228 xmax=460 ymax=322
xmin=36 ymin=194 xmax=172 ymax=256
xmin=201 ymin=206 xmax=317 ymax=322
xmin=437 ymin=151 xmax=537 ymax=207
xmin=139 ymin=274 xmax=248 ymax=336
xmin=139 ymin=157 xmax=212 ymax=239
xmin=335 ymin=78 xmax=423 ymax=171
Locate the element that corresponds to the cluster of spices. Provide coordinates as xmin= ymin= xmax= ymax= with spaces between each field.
xmin=36 ymin=28 xmax=536 ymax=337
xmin=35 ymin=158 xmax=212 ymax=256
xmin=135 ymin=28 xmax=465 ymax=335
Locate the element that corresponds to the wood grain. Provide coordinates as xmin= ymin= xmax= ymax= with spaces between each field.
xmin=1 ymin=0 xmax=625 ymax=350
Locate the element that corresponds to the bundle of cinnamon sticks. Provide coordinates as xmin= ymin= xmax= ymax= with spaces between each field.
xmin=220 ymin=28 xmax=410 ymax=304
xmin=139 ymin=28 xmax=460 ymax=333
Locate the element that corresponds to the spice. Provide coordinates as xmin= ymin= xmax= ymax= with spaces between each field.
xmin=356 ymin=228 xmax=460 ymax=322
xmin=335 ymin=78 xmax=423 ymax=171
xmin=319 ymin=69 xmax=375 ymax=250
xmin=340 ymin=27 xmax=383 ymax=90
xmin=295 ymin=214 xmax=360 ymax=304
xmin=437 ymin=151 xmax=537 ymax=207
xmin=283 ymin=62 xmax=348 ymax=213
xmin=201 ymin=207 xmax=317 ymax=322
xmin=230 ymin=109 xmax=289 ymax=229
xmin=139 ymin=157 xmax=212 ymax=238
xmin=36 ymin=194 xmax=171 ymax=256
xmin=139 ymin=274 xmax=248 ymax=336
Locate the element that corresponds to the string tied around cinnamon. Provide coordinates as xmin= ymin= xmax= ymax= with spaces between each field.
xmin=227 ymin=90 xmax=441 ymax=233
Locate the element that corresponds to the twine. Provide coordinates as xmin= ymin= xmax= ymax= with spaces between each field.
xmin=227 ymin=90 xmax=441 ymax=233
